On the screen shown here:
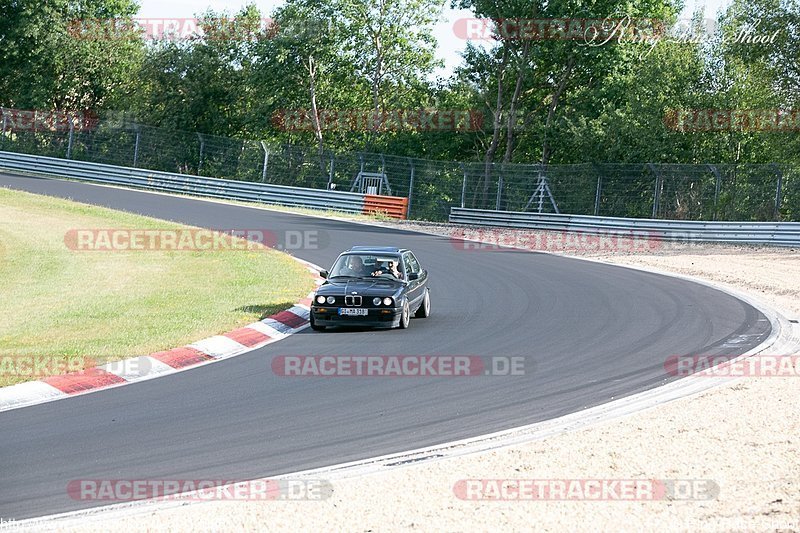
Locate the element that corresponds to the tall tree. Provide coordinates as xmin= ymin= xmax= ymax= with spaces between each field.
xmin=0 ymin=0 xmax=143 ymax=112
xmin=135 ymin=6 xmax=265 ymax=136
xmin=252 ymin=0 xmax=442 ymax=152
xmin=339 ymin=0 xmax=443 ymax=135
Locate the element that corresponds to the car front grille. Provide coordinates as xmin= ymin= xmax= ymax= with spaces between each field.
xmin=345 ymin=295 xmax=362 ymax=306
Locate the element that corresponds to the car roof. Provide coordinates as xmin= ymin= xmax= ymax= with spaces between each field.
xmin=347 ymin=246 xmax=407 ymax=254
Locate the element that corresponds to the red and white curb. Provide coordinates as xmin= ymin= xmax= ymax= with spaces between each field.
xmin=0 ymin=257 xmax=325 ymax=413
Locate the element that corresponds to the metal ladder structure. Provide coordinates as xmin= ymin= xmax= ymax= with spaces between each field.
xmin=523 ymin=169 xmax=560 ymax=213
xmin=350 ymin=154 xmax=392 ymax=195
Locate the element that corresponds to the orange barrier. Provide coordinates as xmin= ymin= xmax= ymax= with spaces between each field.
xmin=363 ymin=195 xmax=409 ymax=219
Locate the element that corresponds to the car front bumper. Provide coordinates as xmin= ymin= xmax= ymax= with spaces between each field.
xmin=311 ymin=306 xmax=402 ymax=328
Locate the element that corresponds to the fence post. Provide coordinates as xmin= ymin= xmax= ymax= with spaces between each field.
xmin=327 ymin=153 xmax=334 ymax=189
xmin=708 ymin=164 xmax=721 ymax=220
xmin=132 ymin=126 xmax=141 ymax=167
xmin=594 ymin=174 xmax=602 ymax=216
xmin=260 ymin=141 xmax=270 ymax=183
xmin=496 ymin=171 xmax=504 ymax=211
xmin=380 ymin=153 xmax=391 ymax=195
xmin=407 ymin=158 xmax=415 ymax=218
xmin=773 ymin=163 xmax=783 ymax=220
xmin=461 ymin=164 xmax=467 ymax=208
xmin=197 ymin=133 xmax=205 ymax=174
xmin=648 ymin=163 xmax=661 ymax=218
xmin=66 ymin=118 xmax=75 ymax=159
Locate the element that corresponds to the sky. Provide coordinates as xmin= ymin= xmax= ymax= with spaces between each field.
xmin=136 ymin=0 xmax=733 ymax=79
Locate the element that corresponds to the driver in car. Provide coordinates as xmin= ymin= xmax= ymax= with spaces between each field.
xmin=339 ymin=255 xmax=370 ymax=277
xmin=339 ymin=255 xmax=380 ymax=278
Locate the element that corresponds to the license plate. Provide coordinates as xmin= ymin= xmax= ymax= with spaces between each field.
xmin=339 ymin=308 xmax=368 ymax=316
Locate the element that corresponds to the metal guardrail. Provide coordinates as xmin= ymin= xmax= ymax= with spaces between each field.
xmin=0 ymin=151 xmax=368 ymax=214
xmin=450 ymin=207 xmax=800 ymax=246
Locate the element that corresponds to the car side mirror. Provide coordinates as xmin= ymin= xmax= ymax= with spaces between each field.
xmin=320 ymin=270 xmax=328 ymax=279
xmin=407 ymin=272 xmax=419 ymax=281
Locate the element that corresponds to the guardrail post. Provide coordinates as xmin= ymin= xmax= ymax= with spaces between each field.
xmin=407 ymin=158 xmax=415 ymax=218
xmin=773 ymin=163 xmax=783 ymax=220
xmin=66 ymin=118 xmax=75 ymax=159
xmin=260 ymin=141 xmax=270 ymax=183
xmin=132 ymin=126 xmax=141 ymax=167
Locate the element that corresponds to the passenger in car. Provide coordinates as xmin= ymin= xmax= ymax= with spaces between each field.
xmin=387 ymin=260 xmax=403 ymax=279
xmin=372 ymin=260 xmax=403 ymax=279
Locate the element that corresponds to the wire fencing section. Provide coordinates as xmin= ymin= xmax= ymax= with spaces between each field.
xmin=782 ymin=166 xmax=800 ymax=221
xmin=0 ymin=115 xmax=796 ymax=222
xmin=447 ymin=162 xmax=792 ymax=222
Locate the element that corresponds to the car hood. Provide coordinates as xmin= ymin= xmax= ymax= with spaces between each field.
xmin=316 ymin=278 xmax=404 ymax=297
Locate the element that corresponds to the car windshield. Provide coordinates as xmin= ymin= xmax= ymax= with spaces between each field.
xmin=329 ymin=254 xmax=403 ymax=279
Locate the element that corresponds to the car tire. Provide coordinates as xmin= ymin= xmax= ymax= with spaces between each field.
xmin=309 ymin=313 xmax=326 ymax=331
xmin=414 ymin=289 xmax=430 ymax=318
xmin=398 ymin=300 xmax=410 ymax=329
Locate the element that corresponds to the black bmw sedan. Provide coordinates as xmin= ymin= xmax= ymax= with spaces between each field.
xmin=309 ymin=246 xmax=430 ymax=330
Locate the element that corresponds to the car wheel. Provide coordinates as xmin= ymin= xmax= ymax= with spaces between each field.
xmin=309 ymin=313 xmax=325 ymax=331
xmin=414 ymin=289 xmax=430 ymax=318
xmin=398 ymin=300 xmax=410 ymax=329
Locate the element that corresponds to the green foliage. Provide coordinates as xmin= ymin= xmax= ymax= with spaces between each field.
xmin=2 ymin=0 xmax=798 ymax=221
xmin=0 ymin=0 xmax=143 ymax=111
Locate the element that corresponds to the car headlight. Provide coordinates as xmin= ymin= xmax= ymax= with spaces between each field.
xmin=326 ymin=296 xmax=336 ymax=304
xmin=373 ymin=297 xmax=382 ymax=306
xmin=316 ymin=295 xmax=326 ymax=304
xmin=383 ymin=297 xmax=393 ymax=306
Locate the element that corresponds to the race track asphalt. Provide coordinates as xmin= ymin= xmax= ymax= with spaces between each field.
xmin=0 ymin=173 xmax=771 ymax=519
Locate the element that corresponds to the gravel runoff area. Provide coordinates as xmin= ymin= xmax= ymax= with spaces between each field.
xmin=53 ymin=222 xmax=799 ymax=532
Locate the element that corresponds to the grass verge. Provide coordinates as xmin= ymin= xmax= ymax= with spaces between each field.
xmin=0 ymin=187 xmax=315 ymax=387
